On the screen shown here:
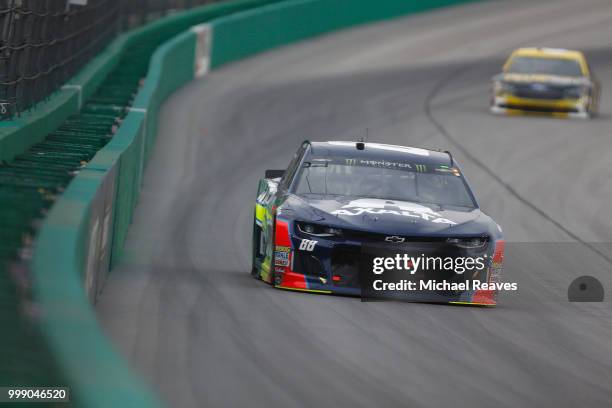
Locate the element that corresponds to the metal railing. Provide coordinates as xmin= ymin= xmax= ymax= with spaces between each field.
xmin=0 ymin=0 xmax=223 ymax=121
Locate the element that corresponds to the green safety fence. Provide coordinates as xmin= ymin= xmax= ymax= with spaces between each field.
xmin=2 ymin=0 xmax=483 ymax=406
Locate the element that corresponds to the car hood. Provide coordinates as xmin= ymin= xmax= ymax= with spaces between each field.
xmin=283 ymin=195 xmax=496 ymax=237
xmin=494 ymin=72 xmax=590 ymax=86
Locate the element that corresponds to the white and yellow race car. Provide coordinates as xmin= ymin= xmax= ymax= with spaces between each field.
xmin=491 ymin=47 xmax=600 ymax=118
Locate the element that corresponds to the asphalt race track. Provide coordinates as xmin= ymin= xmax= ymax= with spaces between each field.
xmin=97 ymin=0 xmax=612 ymax=406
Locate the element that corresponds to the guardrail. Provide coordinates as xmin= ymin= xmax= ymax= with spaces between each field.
xmin=26 ymin=0 xmax=480 ymax=406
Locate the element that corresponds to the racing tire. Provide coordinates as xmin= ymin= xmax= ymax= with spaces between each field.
xmin=251 ymin=217 xmax=262 ymax=280
xmin=586 ymin=93 xmax=599 ymax=119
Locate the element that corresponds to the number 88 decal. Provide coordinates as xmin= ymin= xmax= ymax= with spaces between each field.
xmin=299 ymin=239 xmax=317 ymax=251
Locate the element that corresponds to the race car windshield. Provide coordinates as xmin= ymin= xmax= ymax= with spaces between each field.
xmin=293 ymin=159 xmax=476 ymax=209
xmin=506 ymin=56 xmax=583 ymax=77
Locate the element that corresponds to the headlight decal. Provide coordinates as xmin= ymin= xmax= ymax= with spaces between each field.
xmin=296 ymin=222 xmax=343 ymax=237
xmin=446 ymin=237 xmax=488 ymax=249
xmin=494 ymin=81 xmax=515 ymax=94
xmin=564 ymin=85 xmax=588 ymax=99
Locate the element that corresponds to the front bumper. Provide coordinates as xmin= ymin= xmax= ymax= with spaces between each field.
xmin=491 ymin=94 xmax=589 ymax=119
xmin=274 ymin=232 xmax=503 ymax=306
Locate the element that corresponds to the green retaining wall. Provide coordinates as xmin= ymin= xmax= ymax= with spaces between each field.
xmin=101 ymin=28 xmax=201 ymax=265
xmin=29 ymin=1 xmax=282 ymax=406
xmin=28 ymin=0 xmax=481 ymax=406
xmin=210 ymin=0 xmax=481 ymax=68
xmin=100 ymin=0 xmax=284 ymax=264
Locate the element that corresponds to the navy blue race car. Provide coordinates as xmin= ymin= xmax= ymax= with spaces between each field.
xmin=252 ymin=141 xmax=505 ymax=305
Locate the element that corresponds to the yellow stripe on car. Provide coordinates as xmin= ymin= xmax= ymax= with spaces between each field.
xmin=449 ymin=301 xmax=496 ymax=307
xmin=275 ymin=286 xmax=332 ymax=294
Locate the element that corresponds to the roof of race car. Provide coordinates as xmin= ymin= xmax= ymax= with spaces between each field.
xmin=510 ymin=47 xmax=585 ymax=61
xmin=308 ymin=141 xmax=453 ymax=166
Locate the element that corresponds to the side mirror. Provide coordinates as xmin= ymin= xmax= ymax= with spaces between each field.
xmin=265 ymin=169 xmax=285 ymax=179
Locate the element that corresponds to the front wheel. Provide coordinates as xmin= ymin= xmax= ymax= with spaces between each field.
xmin=271 ymin=268 xmax=283 ymax=286
xmin=585 ymin=91 xmax=600 ymax=118
xmin=251 ymin=215 xmax=262 ymax=280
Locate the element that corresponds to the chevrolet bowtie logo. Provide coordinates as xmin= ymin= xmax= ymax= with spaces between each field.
xmin=385 ymin=236 xmax=405 ymax=243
